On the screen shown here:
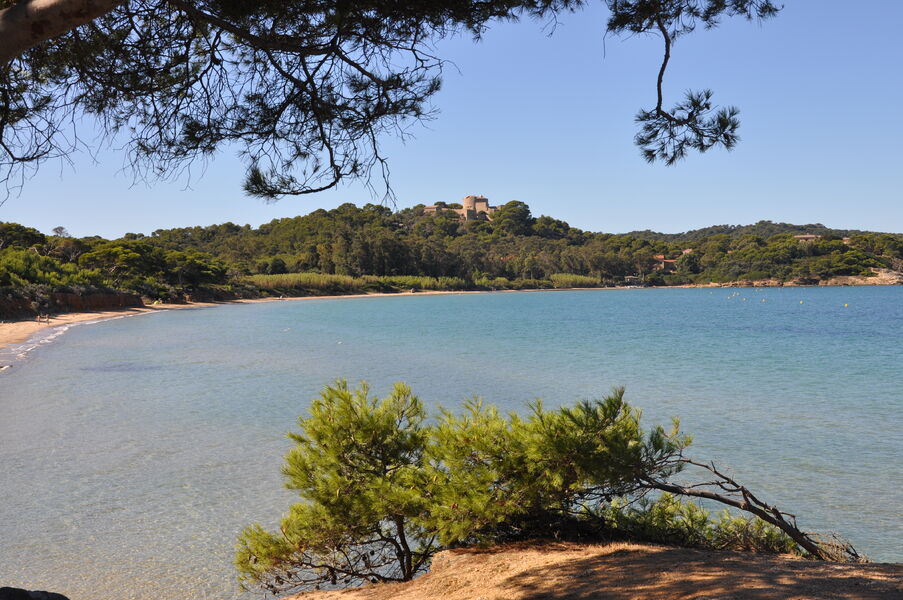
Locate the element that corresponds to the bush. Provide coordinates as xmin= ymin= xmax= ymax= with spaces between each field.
xmin=600 ymin=493 xmax=798 ymax=554
xmin=472 ymin=277 xmax=552 ymax=290
xmin=243 ymin=273 xmax=472 ymax=295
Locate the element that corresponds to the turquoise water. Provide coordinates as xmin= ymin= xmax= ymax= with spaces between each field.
xmin=1 ymin=287 xmax=901 ymax=599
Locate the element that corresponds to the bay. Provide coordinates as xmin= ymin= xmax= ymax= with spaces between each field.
xmin=1 ymin=287 xmax=901 ymax=600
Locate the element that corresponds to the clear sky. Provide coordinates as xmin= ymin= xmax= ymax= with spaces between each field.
xmin=1 ymin=0 xmax=901 ymax=239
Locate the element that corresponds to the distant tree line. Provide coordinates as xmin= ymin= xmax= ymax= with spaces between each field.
xmin=2 ymin=204 xmax=902 ymax=310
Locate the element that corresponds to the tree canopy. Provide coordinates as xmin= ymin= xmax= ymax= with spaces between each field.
xmin=0 ymin=0 xmax=778 ymax=198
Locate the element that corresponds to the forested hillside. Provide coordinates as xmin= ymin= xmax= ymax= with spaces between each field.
xmin=2 ymin=202 xmax=902 ymax=315
xmin=625 ymin=221 xmax=870 ymax=242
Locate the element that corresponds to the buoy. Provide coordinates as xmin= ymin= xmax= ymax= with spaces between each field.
xmin=800 ymin=301 xmax=804 ymax=304
xmin=844 ymin=303 xmax=848 ymax=307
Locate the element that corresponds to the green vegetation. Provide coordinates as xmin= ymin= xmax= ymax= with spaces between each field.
xmin=1 ymin=223 xmax=234 ymax=311
xmin=3 ymin=204 xmax=902 ymax=314
xmin=601 ymin=494 xmax=798 ymax=554
xmin=235 ymin=381 xmax=857 ymax=596
xmin=549 ymin=273 xmax=603 ymax=288
xmin=244 ymin=273 xmax=468 ymax=295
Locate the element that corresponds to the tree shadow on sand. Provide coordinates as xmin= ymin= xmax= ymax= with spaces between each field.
xmin=498 ymin=545 xmax=902 ymax=600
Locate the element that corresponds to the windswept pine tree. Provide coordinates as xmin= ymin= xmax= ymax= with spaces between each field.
xmin=235 ymin=381 xmax=861 ymax=597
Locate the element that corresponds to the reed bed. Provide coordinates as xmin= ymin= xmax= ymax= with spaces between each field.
xmin=549 ymin=273 xmax=603 ymax=288
xmin=473 ymin=276 xmax=552 ymax=290
xmin=243 ymin=273 xmax=467 ymax=294
xmin=244 ymin=273 xmax=362 ymax=293
xmin=242 ymin=272 xmax=603 ymax=296
xmin=361 ymin=275 xmax=468 ymax=291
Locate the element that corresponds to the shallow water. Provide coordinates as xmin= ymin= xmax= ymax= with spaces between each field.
xmin=1 ymin=287 xmax=901 ymax=599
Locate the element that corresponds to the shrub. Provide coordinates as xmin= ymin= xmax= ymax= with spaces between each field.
xmin=243 ymin=273 xmax=471 ymax=295
xmin=600 ymin=494 xmax=798 ymax=554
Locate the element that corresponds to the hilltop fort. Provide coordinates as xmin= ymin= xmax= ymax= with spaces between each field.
xmin=423 ymin=195 xmax=499 ymax=221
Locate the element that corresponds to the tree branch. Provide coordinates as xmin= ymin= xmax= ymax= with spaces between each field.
xmin=642 ymin=458 xmax=863 ymax=562
xmin=654 ymin=15 xmax=671 ymax=119
xmin=165 ymin=0 xmax=333 ymax=56
xmin=0 ymin=0 xmax=125 ymax=64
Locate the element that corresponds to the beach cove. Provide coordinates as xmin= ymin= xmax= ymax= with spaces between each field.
xmin=4 ymin=273 xmax=902 ymax=355
xmin=1 ymin=286 xmax=901 ymax=599
xmin=0 ymin=290 xmax=485 ymax=355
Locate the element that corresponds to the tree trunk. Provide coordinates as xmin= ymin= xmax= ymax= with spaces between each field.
xmin=0 ymin=0 xmax=125 ymax=65
xmin=641 ymin=458 xmax=862 ymax=562
xmin=645 ymin=479 xmax=829 ymax=559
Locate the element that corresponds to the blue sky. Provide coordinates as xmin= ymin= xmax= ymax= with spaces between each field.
xmin=1 ymin=0 xmax=901 ymax=238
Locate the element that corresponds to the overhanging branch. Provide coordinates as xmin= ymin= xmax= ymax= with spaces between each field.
xmin=0 ymin=0 xmax=125 ymax=65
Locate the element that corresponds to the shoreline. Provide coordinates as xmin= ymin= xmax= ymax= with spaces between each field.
xmin=0 ymin=290 xmax=482 ymax=353
xmin=2 ymin=279 xmax=900 ymax=354
xmin=2 ymin=287 xmax=630 ymax=352
xmin=0 ymin=303 xmax=220 ymax=354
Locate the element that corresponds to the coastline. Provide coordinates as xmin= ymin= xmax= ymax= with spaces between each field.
xmin=3 ymin=277 xmax=901 ymax=354
xmin=0 ymin=303 xmax=219 ymax=353
xmin=0 ymin=290 xmax=483 ymax=353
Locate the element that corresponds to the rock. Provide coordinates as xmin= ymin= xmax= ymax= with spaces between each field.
xmin=0 ymin=588 xmax=70 ymax=600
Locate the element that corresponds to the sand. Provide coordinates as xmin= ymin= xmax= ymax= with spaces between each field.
xmin=0 ymin=303 xmax=214 ymax=353
xmin=289 ymin=542 xmax=903 ymax=600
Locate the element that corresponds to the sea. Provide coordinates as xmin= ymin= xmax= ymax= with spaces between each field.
xmin=1 ymin=287 xmax=901 ymax=599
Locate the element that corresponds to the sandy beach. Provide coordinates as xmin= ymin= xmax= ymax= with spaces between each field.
xmin=0 ymin=303 xmax=223 ymax=353
xmin=0 ymin=290 xmax=484 ymax=353
xmin=2 ymin=307 xmax=150 ymax=352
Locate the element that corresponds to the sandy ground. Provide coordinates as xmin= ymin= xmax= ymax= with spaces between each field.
xmin=290 ymin=542 xmax=902 ymax=600
xmin=0 ymin=303 xmax=213 ymax=352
